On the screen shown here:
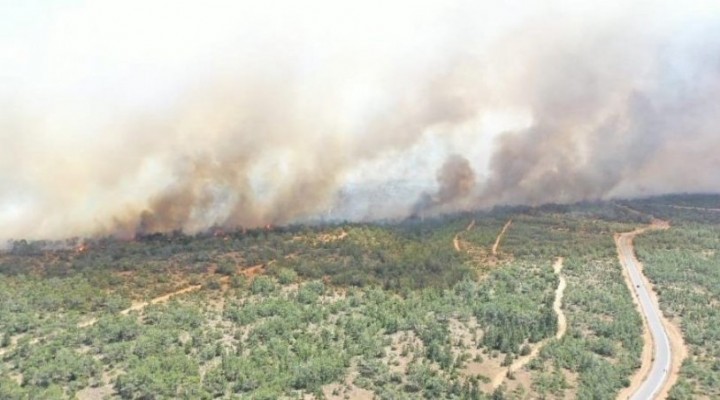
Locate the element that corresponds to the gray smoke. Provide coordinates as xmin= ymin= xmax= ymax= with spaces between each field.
xmin=413 ymin=154 xmax=476 ymax=216
xmin=477 ymin=17 xmax=720 ymax=206
xmin=1 ymin=1 xmax=720 ymax=241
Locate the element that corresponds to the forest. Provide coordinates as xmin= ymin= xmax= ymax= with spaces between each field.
xmin=0 ymin=195 xmax=717 ymax=399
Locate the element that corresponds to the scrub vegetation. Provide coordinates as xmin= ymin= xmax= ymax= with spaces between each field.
xmin=628 ymin=195 xmax=720 ymax=400
xmin=0 ymin=195 xmax=717 ymax=399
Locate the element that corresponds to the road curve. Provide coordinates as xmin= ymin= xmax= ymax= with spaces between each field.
xmin=617 ymin=229 xmax=671 ymax=400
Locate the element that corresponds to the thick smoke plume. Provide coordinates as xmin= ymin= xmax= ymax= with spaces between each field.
xmin=413 ymin=154 xmax=475 ymax=216
xmin=1 ymin=0 xmax=720 ymax=241
xmin=476 ymin=20 xmax=720 ymax=207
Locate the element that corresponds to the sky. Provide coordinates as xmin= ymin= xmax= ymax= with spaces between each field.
xmin=1 ymin=0 xmax=720 ymax=241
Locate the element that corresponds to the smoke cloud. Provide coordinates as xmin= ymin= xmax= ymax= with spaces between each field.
xmin=476 ymin=16 xmax=720 ymax=206
xmin=1 ymin=0 xmax=720 ymax=241
xmin=413 ymin=154 xmax=476 ymax=216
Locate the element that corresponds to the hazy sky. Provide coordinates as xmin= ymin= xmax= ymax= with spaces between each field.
xmin=1 ymin=0 xmax=719 ymax=240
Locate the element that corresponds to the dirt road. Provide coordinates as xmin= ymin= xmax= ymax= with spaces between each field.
xmin=453 ymin=219 xmax=475 ymax=252
xmin=119 ymin=284 xmax=202 ymax=316
xmin=491 ymin=257 xmax=566 ymax=389
xmin=77 ymin=284 xmax=203 ymax=328
xmin=491 ymin=219 xmax=512 ymax=256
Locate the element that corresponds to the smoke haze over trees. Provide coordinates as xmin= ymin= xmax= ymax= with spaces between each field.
xmin=1 ymin=0 xmax=719 ymax=240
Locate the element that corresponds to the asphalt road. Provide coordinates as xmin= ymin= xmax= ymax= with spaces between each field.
xmin=618 ymin=233 xmax=671 ymax=400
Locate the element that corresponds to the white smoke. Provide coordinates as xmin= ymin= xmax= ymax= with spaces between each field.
xmin=1 ymin=0 xmax=719 ymax=240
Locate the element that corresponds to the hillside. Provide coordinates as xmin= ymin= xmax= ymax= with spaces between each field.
xmin=0 ymin=195 xmax=718 ymax=399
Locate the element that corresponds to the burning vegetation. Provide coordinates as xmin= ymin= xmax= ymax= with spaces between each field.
xmin=1 ymin=1 xmax=719 ymax=243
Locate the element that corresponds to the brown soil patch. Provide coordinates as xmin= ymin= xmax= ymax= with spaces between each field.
xmin=76 ymin=383 xmax=114 ymax=400
xmin=562 ymin=369 xmax=579 ymax=399
xmin=317 ymin=359 xmax=374 ymax=400
xmin=471 ymin=356 xmax=506 ymax=392
xmin=321 ymin=381 xmax=374 ymax=400
xmin=76 ymin=371 xmax=115 ymax=400
xmin=503 ymin=368 xmax=534 ymax=397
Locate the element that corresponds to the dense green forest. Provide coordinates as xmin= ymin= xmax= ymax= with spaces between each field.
xmin=0 ymin=195 xmax=717 ymax=399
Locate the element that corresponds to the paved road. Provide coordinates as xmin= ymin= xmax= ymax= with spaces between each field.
xmin=618 ymin=232 xmax=671 ymax=400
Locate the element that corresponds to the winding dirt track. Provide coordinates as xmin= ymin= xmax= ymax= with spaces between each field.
xmin=77 ymin=284 xmax=203 ymax=328
xmin=552 ymin=258 xmax=567 ymax=340
xmin=1 ymin=283 xmax=207 ymax=357
xmin=450 ymin=221 xmax=566 ymax=390
xmin=453 ymin=235 xmax=461 ymax=252
xmin=119 ymin=285 xmax=202 ymax=316
xmin=76 ymin=258 xmax=282 ymax=329
xmin=491 ymin=257 xmax=566 ymax=389
xmin=492 ymin=219 xmax=513 ymax=256
xmin=615 ymin=220 xmax=687 ymax=400
xmin=453 ymin=219 xmax=476 ymax=252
